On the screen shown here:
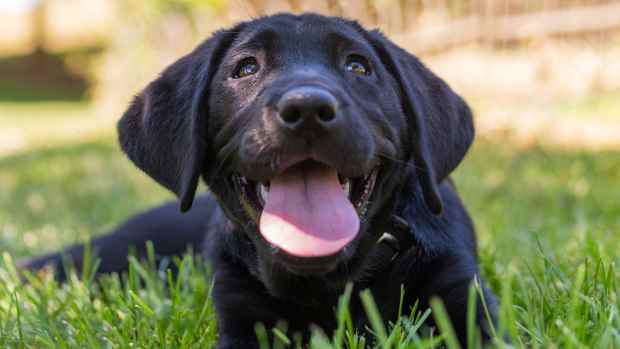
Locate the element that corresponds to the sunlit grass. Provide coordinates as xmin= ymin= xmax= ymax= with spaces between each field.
xmin=0 ymin=102 xmax=115 ymax=156
xmin=0 ymin=138 xmax=174 ymax=258
xmin=555 ymin=90 xmax=620 ymax=122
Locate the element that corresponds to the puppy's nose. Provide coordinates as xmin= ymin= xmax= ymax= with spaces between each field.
xmin=276 ymin=87 xmax=339 ymax=132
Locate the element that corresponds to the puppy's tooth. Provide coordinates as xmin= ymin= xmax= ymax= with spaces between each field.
xmin=260 ymin=184 xmax=269 ymax=202
xmin=342 ymin=180 xmax=351 ymax=196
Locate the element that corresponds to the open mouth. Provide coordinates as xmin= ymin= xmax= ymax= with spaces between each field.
xmin=232 ymin=160 xmax=379 ymax=258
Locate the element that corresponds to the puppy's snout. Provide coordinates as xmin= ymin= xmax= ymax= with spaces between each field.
xmin=276 ymin=86 xmax=339 ymax=132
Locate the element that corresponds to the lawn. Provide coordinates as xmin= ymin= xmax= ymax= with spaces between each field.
xmin=0 ymin=103 xmax=619 ymax=348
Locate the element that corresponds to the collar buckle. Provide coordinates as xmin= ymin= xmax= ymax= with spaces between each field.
xmin=376 ymin=214 xmax=415 ymax=261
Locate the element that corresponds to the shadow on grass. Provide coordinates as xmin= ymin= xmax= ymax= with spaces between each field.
xmin=0 ymin=47 xmax=103 ymax=102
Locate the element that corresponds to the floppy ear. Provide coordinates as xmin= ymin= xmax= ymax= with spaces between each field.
xmin=118 ymin=28 xmax=239 ymax=212
xmin=365 ymin=30 xmax=475 ymax=215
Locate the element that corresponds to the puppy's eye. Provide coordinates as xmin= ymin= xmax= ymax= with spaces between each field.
xmin=232 ymin=57 xmax=260 ymax=79
xmin=345 ymin=55 xmax=371 ymax=76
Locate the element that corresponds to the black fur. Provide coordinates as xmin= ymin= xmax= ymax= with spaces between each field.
xmin=22 ymin=14 xmax=497 ymax=348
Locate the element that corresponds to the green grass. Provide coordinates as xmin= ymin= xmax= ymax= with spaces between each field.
xmin=0 ymin=102 xmax=117 ymax=155
xmin=0 ymin=102 xmax=93 ymax=128
xmin=1 ymin=132 xmax=619 ymax=347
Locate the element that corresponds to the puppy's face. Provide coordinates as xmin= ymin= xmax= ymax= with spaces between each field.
xmin=206 ymin=15 xmax=406 ymax=276
xmin=118 ymin=14 xmax=474 ymax=290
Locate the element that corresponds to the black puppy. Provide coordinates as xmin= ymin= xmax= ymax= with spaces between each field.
xmin=24 ymin=13 xmax=497 ymax=348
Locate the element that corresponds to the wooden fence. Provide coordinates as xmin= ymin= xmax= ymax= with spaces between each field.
xmin=242 ymin=0 xmax=620 ymax=53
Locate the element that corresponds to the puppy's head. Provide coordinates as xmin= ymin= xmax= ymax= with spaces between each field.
xmin=118 ymin=14 xmax=473 ymax=283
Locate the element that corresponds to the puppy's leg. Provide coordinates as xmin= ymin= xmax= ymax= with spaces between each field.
xmin=210 ymin=260 xmax=285 ymax=349
xmin=20 ymin=195 xmax=215 ymax=280
xmin=418 ymin=253 xmax=498 ymax=346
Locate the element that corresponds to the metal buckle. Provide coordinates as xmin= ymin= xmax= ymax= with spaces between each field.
xmin=378 ymin=232 xmax=400 ymax=261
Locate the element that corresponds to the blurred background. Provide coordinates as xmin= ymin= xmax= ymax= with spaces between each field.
xmin=0 ymin=0 xmax=618 ymax=263
xmin=1 ymin=0 xmax=619 ymax=154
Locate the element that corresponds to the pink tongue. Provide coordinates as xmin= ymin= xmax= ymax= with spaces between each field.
xmin=259 ymin=163 xmax=359 ymax=257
